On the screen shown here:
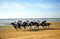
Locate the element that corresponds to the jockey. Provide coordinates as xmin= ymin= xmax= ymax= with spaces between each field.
xmin=18 ymin=20 xmax=22 ymax=25
xmin=42 ymin=20 xmax=47 ymax=25
xmin=37 ymin=20 xmax=40 ymax=25
xmin=44 ymin=20 xmax=47 ymax=23
xmin=14 ymin=21 xmax=18 ymax=26
xmin=26 ymin=20 xmax=29 ymax=22
xmin=26 ymin=20 xmax=30 ymax=26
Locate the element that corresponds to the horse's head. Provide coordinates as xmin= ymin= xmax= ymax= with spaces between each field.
xmin=10 ymin=22 xmax=14 ymax=25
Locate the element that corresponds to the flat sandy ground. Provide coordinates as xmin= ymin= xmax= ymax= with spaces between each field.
xmin=0 ymin=22 xmax=60 ymax=39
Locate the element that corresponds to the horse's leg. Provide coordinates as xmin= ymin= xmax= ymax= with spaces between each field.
xmin=48 ymin=25 xmax=50 ymax=29
xmin=36 ymin=26 xmax=39 ymax=29
xmin=43 ymin=26 xmax=45 ymax=29
xmin=37 ymin=26 xmax=39 ymax=29
xmin=18 ymin=26 xmax=21 ymax=29
xmin=24 ymin=26 xmax=26 ymax=29
xmin=14 ymin=26 xmax=17 ymax=30
xmin=45 ymin=24 xmax=48 ymax=28
xmin=28 ymin=25 xmax=30 ymax=29
xmin=45 ymin=25 xmax=47 ymax=27
xmin=30 ymin=26 xmax=32 ymax=29
xmin=29 ymin=24 xmax=32 ymax=29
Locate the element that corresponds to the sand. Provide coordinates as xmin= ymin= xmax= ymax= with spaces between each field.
xmin=0 ymin=22 xmax=60 ymax=39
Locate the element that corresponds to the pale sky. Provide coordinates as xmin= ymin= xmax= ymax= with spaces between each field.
xmin=0 ymin=0 xmax=60 ymax=19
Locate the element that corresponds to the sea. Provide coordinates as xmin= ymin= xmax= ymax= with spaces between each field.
xmin=0 ymin=18 xmax=60 ymax=26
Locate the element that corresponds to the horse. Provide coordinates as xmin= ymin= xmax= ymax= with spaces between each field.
xmin=29 ymin=21 xmax=40 ymax=29
xmin=22 ymin=22 xmax=28 ymax=29
xmin=29 ymin=21 xmax=35 ymax=28
xmin=45 ymin=23 xmax=51 ymax=28
xmin=11 ymin=20 xmax=51 ymax=29
xmin=34 ymin=22 xmax=40 ymax=28
xmin=17 ymin=21 xmax=23 ymax=29
xmin=10 ymin=22 xmax=18 ymax=29
xmin=11 ymin=21 xmax=30 ymax=29
xmin=40 ymin=22 xmax=51 ymax=28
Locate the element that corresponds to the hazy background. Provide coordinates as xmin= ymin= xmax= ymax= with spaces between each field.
xmin=0 ymin=0 xmax=60 ymax=19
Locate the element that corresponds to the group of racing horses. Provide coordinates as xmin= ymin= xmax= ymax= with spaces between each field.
xmin=10 ymin=20 xmax=51 ymax=29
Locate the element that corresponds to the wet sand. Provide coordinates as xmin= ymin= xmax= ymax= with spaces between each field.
xmin=0 ymin=22 xmax=60 ymax=39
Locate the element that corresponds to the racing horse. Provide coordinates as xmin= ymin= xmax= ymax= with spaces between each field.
xmin=40 ymin=22 xmax=51 ymax=28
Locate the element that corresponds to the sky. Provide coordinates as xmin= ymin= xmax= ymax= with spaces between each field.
xmin=0 ymin=0 xmax=60 ymax=19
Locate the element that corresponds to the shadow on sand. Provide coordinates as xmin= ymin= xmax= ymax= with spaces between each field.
xmin=0 ymin=38 xmax=3 ymax=39
xmin=28 ymin=28 xmax=60 ymax=32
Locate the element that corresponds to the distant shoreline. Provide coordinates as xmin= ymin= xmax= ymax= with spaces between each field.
xmin=0 ymin=18 xmax=60 ymax=20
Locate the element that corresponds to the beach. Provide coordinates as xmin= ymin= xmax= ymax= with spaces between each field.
xmin=0 ymin=22 xmax=60 ymax=39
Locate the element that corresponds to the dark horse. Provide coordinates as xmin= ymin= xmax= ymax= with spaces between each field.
xmin=29 ymin=21 xmax=40 ymax=29
xmin=29 ymin=21 xmax=51 ymax=29
xmin=10 ymin=22 xmax=29 ymax=29
xmin=11 ymin=21 xmax=51 ymax=29
xmin=22 ymin=22 xmax=29 ymax=29
xmin=40 ymin=22 xmax=51 ymax=28
xmin=10 ymin=22 xmax=18 ymax=29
